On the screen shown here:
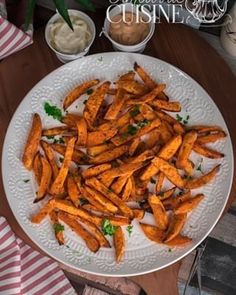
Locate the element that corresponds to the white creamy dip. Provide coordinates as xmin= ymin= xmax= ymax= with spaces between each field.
xmin=49 ymin=15 xmax=92 ymax=54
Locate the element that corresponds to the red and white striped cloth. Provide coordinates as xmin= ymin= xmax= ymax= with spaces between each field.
xmin=0 ymin=217 xmax=76 ymax=295
xmin=0 ymin=0 xmax=33 ymax=60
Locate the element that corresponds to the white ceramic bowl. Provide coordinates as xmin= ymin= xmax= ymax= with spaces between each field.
xmin=102 ymin=3 xmax=155 ymax=53
xmin=45 ymin=10 xmax=96 ymax=63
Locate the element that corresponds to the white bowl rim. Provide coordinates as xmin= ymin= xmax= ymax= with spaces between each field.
xmin=45 ymin=9 xmax=96 ymax=57
xmin=103 ymin=3 xmax=155 ymax=49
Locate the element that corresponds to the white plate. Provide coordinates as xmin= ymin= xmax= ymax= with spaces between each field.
xmin=2 ymin=52 xmax=234 ymax=277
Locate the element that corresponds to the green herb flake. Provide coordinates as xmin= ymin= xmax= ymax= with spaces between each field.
xmin=53 ymin=223 xmax=64 ymax=234
xmin=176 ymin=114 xmax=183 ymax=122
xmin=121 ymin=132 xmax=128 ymax=140
xmin=184 ymin=174 xmax=193 ymax=180
xmin=103 ymin=140 xmax=110 ymax=145
xmin=46 ymin=135 xmax=54 ymax=140
xmin=59 ymin=157 xmax=64 ymax=163
xmin=168 ymin=248 xmax=172 ymax=252
xmin=44 ymin=102 xmax=63 ymax=121
xmin=129 ymin=105 xmax=140 ymax=117
xmin=83 ymin=100 xmax=88 ymax=105
xmin=80 ymin=198 xmax=89 ymax=206
xmin=127 ymin=125 xmax=138 ymax=135
xmin=107 ymin=189 xmax=113 ymax=194
xmin=137 ymin=119 xmax=150 ymax=128
xmin=101 ymin=219 xmax=117 ymax=236
xmin=150 ymin=178 xmax=156 ymax=184
xmin=159 ymin=192 xmax=164 ymax=197
xmin=126 ymin=225 xmax=133 ymax=237
xmin=23 ymin=179 xmax=30 ymax=183
xmin=98 ymin=56 xmax=103 ymax=62
xmin=86 ymin=89 xmax=93 ymax=95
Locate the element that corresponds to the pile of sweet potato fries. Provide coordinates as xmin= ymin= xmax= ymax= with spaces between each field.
xmin=22 ymin=62 xmax=226 ymax=262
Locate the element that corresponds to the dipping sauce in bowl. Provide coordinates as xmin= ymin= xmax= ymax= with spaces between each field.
xmin=109 ymin=12 xmax=150 ymax=46
xmin=49 ymin=15 xmax=92 ymax=55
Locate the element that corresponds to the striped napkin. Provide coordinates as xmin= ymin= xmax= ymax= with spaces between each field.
xmin=0 ymin=217 xmax=76 ymax=295
xmin=0 ymin=0 xmax=33 ymax=60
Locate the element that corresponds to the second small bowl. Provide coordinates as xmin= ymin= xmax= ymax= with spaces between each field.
xmin=102 ymin=3 xmax=155 ymax=53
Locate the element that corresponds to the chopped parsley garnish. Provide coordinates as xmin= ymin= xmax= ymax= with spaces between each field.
xmin=121 ymin=132 xmax=128 ymax=140
xmin=150 ymin=178 xmax=156 ymax=184
xmin=138 ymin=200 xmax=147 ymax=209
xmin=83 ymin=100 xmax=88 ymax=105
xmin=44 ymin=102 xmax=62 ymax=121
xmin=86 ymin=89 xmax=93 ymax=95
xmin=159 ymin=192 xmax=164 ymax=197
xmin=46 ymin=135 xmax=54 ymax=139
xmin=176 ymin=114 xmax=183 ymax=122
xmin=168 ymin=248 xmax=172 ymax=252
xmin=80 ymin=198 xmax=89 ymax=206
xmin=184 ymin=174 xmax=193 ymax=180
xmin=101 ymin=219 xmax=117 ymax=236
xmin=126 ymin=225 xmax=133 ymax=237
xmin=127 ymin=125 xmax=139 ymax=135
xmin=53 ymin=223 xmax=64 ymax=234
xmin=23 ymin=179 xmax=30 ymax=183
xmin=107 ymin=189 xmax=113 ymax=194
xmin=81 ymin=154 xmax=90 ymax=162
xmin=129 ymin=105 xmax=140 ymax=117
xmin=137 ymin=119 xmax=150 ymax=128
xmin=196 ymin=158 xmax=204 ymax=173
xmin=98 ymin=56 xmax=103 ymax=62
xmin=111 ymin=161 xmax=120 ymax=168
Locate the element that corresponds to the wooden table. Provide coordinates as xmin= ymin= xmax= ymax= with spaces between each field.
xmin=0 ymin=12 xmax=235 ymax=295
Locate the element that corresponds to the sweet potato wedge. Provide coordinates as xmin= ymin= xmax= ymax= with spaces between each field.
xmin=158 ymin=187 xmax=176 ymax=201
xmin=193 ymin=143 xmax=224 ymax=159
xmin=22 ymin=113 xmax=42 ymax=170
xmin=63 ymin=79 xmax=100 ymax=110
xmin=54 ymin=199 xmax=102 ymax=226
xmin=121 ymin=177 xmax=133 ymax=201
xmin=111 ymin=118 xmax=161 ymax=146
xmin=113 ymin=226 xmax=125 ymax=263
xmin=42 ymin=126 xmax=72 ymax=137
xmin=117 ymin=80 xmax=148 ymax=95
xmin=105 ymin=88 xmax=127 ymax=120
xmin=41 ymin=140 xmax=58 ymax=180
xmin=61 ymin=114 xmax=81 ymax=129
xmin=185 ymin=165 xmax=220 ymax=189
xmin=111 ymin=175 xmax=129 ymax=195
xmin=87 ymin=127 xmax=118 ymax=147
xmin=156 ymin=172 xmax=165 ymax=194
xmin=50 ymin=137 xmax=76 ymax=195
xmin=87 ymin=142 xmax=114 ymax=157
xmin=148 ymin=195 xmax=168 ymax=230
xmin=176 ymin=131 xmax=198 ymax=174
xmin=133 ymin=209 xmax=145 ymax=220
xmin=164 ymin=213 xmax=187 ymax=242
xmin=83 ymin=81 xmax=110 ymax=127
xmin=196 ymin=131 xmax=227 ymax=144
xmin=152 ymin=157 xmax=185 ymax=188
xmin=189 ymin=125 xmax=223 ymax=134
xmin=84 ymin=186 xmax=118 ymax=214
xmin=140 ymin=163 xmax=159 ymax=182
xmin=103 ymin=215 xmax=130 ymax=226
xmin=145 ymin=129 xmax=160 ymax=149
xmin=164 ymin=235 xmax=192 ymax=247
xmin=90 ymin=145 xmax=128 ymax=164
xmin=35 ymin=156 xmax=52 ymax=202
xmin=58 ymin=211 xmax=100 ymax=253
xmin=140 ymin=223 xmax=165 ymax=243
xmin=129 ymin=138 xmax=141 ymax=156
xmin=158 ymin=135 xmax=182 ymax=160
xmin=50 ymin=143 xmax=88 ymax=164
xmin=85 ymin=178 xmax=134 ymax=218
xmin=152 ymin=100 xmax=181 ymax=112
xmin=163 ymin=190 xmax=191 ymax=211
xmin=174 ymin=194 xmax=204 ymax=214
xmin=67 ymin=175 xmax=80 ymax=207
xmin=127 ymin=84 xmax=166 ymax=105
xmin=31 ymin=199 xmax=55 ymax=224
xmin=33 ymin=152 xmax=42 ymax=185
xmin=82 ymin=163 xmax=111 ymax=179
xmin=75 ymin=216 xmax=110 ymax=248
xmin=76 ymin=118 xmax=87 ymax=146
xmin=139 ymin=104 xmax=156 ymax=121
xmin=134 ymin=62 xmax=156 ymax=89
xmin=49 ymin=210 xmax=64 ymax=245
